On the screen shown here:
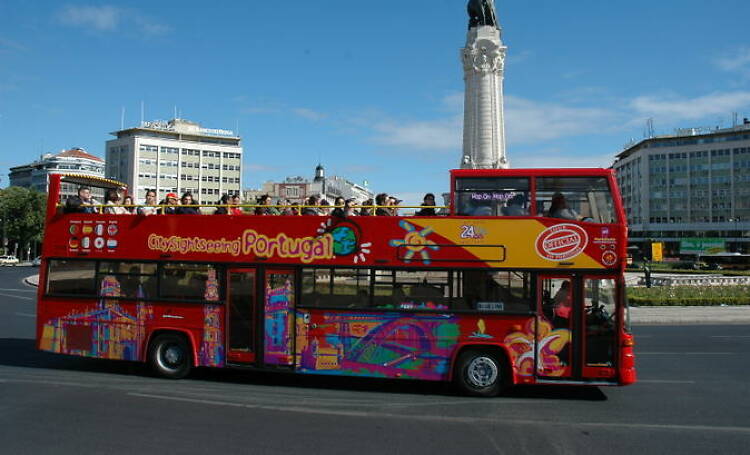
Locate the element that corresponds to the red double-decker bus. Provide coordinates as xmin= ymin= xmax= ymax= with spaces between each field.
xmin=36 ymin=169 xmax=636 ymax=396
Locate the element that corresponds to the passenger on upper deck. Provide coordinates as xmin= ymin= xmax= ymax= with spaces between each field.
xmin=104 ymin=190 xmax=129 ymax=215
xmin=302 ymin=196 xmax=319 ymax=216
xmin=176 ymin=192 xmax=199 ymax=215
xmin=344 ymin=199 xmax=358 ymax=217
xmin=359 ymin=198 xmax=373 ymax=216
xmin=375 ymin=193 xmax=390 ymax=216
xmin=214 ymin=194 xmax=230 ymax=215
xmin=416 ymin=193 xmax=437 ymax=216
xmin=122 ymin=195 xmax=136 ymax=214
xmin=547 ymin=193 xmax=581 ymax=221
xmin=163 ymin=192 xmax=179 ymax=215
xmin=331 ymin=197 xmax=346 ymax=217
xmin=64 ymin=186 xmax=99 ymax=214
xmin=137 ymin=189 xmax=159 ymax=216
xmin=389 ymin=196 xmax=402 ymax=216
xmin=501 ymin=193 xmax=528 ymax=216
xmin=229 ymin=195 xmax=244 ymax=215
xmin=319 ymin=199 xmax=331 ymax=216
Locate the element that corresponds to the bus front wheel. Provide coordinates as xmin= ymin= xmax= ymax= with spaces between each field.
xmin=149 ymin=333 xmax=192 ymax=379
xmin=455 ymin=350 xmax=506 ymax=397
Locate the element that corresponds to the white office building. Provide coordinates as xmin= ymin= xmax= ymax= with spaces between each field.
xmin=106 ymin=118 xmax=242 ymax=202
xmin=613 ymin=119 xmax=750 ymax=256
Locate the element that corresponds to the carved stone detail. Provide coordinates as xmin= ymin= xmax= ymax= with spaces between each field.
xmin=462 ymin=39 xmax=506 ymax=74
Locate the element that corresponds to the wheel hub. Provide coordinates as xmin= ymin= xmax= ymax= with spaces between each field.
xmin=162 ymin=345 xmax=183 ymax=368
xmin=467 ymin=356 xmax=498 ymax=388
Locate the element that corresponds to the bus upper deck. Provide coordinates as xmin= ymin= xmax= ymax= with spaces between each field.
xmin=44 ymin=168 xmax=626 ymax=272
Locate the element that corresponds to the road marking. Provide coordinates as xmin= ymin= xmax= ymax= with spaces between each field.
xmin=128 ymin=392 xmax=750 ymax=434
xmin=14 ymin=312 xmax=35 ymax=318
xmin=0 ymin=293 xmax=34 ymax=301
xmin=638 ymin=380 xmax=696 ymax=384
xmin=710 ymin=336 xmax=750 ymax=338
xmin=638 ymin=352 xmax=735 ymax=355
xmin=0 ymin=287 xmax=36 ymax=293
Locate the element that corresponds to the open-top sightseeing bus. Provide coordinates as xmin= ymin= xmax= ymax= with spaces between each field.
xmin=36 ymin=169 xmax=636 ymax=396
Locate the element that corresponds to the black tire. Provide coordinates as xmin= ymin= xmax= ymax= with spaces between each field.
xmin=149 ymin=333 xmax=192 ymax=379
xmin=454 ymin=350 xmax=506 ymax=397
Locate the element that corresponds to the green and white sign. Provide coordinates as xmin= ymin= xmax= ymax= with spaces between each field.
xmin=679 ymin=238 xmax=726 ymax=255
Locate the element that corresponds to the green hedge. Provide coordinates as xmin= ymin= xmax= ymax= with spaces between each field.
xmin=627 ymin=285 xmax=750 ymax=306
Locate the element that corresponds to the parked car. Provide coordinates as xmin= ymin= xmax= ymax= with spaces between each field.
xmin=32 ymin=256 xmax=42 ymax=267
xmin=0 ymin=255 xmax=19 ymax=265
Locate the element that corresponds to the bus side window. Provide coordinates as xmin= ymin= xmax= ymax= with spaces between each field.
xmin=536 ymin=177 xmax=616 ymax=223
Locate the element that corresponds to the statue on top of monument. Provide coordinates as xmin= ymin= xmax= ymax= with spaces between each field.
xmin=467 ymin=0 xmax=498 ymax=29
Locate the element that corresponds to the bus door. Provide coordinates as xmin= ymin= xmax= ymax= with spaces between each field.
xmin=537 ymin=275 xmax=579 ymax=379
xmin=226 ymin=268 xmax=258 ymax=364
xmin=581 ymin=276 xmax=617 ymax=380
xmin=262 ymin=269 xmax=296 ymax=367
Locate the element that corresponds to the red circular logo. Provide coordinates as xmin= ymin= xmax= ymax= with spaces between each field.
xmin=602 ymin=250 xmax=618 ymax=266
xmin=535 ymin=224 xmax=589 ymax=261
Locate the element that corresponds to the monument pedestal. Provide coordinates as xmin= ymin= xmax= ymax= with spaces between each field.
xmin=461 ymin=25 xmax=508 ymax=169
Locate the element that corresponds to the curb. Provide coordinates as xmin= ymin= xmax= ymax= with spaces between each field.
xmin=24 ymin=275 xmax=39 ymax=288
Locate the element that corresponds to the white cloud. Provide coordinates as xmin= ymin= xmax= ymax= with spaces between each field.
xmin=0 ymin=37 xmax=27 ymax=53
xmin=505 ymin=95 xmax=619 ymax=145
xmin=372 ymin=115 xmax=462 ymax=151
xmin=715 ymin=47 xmax=750 ymax=72
xmin=291 ymin=107 xmax=327 ymax=121
xmin=58 ymin=5 xmax=120 ymax=31
xmin=510 ymin=147 xmax=614 ymax=169
xmin=630 ymin=91 xmax=750 ymax=121
xmin=56 ymin=5 xmax=170 ymax=35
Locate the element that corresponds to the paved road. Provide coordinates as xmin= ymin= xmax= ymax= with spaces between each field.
xmin=1 ymin=267 xmax=749 ymax=454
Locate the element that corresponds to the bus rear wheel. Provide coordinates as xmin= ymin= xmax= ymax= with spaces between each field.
xmin=149 ymin=333 xmax=192 ymax=379
xmin=455 ymin=350 xmax=506 ymax=397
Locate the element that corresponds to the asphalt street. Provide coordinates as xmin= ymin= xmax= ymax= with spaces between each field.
xmin=0 ymin=267 xmax=748 ymax=454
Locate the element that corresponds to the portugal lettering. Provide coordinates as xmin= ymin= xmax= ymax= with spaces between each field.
xmin=242 ymin=229 xmax=333 ymax=263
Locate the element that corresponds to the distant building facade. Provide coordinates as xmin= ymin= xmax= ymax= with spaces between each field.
xmin=252 ymin=164 xmax=373 ymax=204
xmin=8 ymin=148 xmax=105 ymax=199
xmin=613 ymin=120 xmax=750 ymax=256
xmin=106 ymin=118 xmax=242 ymax=202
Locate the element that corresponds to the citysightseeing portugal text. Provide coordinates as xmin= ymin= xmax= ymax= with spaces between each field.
xmin=147 ymin=229 xmax=334 ymax=263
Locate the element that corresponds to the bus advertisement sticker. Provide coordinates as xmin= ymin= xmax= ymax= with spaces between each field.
xmin=535 ymin=223 xmax=588 ymax=261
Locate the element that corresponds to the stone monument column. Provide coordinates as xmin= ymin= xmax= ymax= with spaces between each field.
xmin=461 ymin=0 xmax=508 ymax=169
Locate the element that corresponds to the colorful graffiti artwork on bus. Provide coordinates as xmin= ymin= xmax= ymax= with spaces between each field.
xmin=503 ymin=317 xmax=571 ymax=377
xmin=39 ymin=276 xmax=154 ymax=361
xmin=295 ymin=311 xmax=460 ymax=380
xmin=264 ymin=277 xmax=295 ymax=365
xmin=389 ymin=220 xmax=440 ymax=265
xmin=199 ymin=304 xmax=224 ymax=367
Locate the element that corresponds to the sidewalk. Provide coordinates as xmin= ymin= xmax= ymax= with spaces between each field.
xmin=629 ymin=305 xmax=750 ymax=325
xmin=23 ymin=274 xmax=750 ymax=325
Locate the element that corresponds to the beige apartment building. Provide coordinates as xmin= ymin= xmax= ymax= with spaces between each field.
xmin=106 ymin=118 xmax=242 ymax=202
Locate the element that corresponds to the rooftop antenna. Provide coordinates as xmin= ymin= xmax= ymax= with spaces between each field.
xmin=140 ymin=100 xmax=145 ymax=126
xmin=645 ymin=118 xmax=655 ymax=138
xmin=174 ymin=105 xmax=178 ymax=120
xmin=120 ymin=106 xmax=125 ymax=130
xmin=732 ymin=112 xmax=738 ymax=127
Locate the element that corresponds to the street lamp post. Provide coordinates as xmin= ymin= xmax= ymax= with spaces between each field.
xmin=729 ymin=217 xmax=741 ymax=253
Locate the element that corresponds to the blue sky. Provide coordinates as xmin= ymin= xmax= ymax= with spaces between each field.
xmin=1 ymin=0 xmax=750 ymax=204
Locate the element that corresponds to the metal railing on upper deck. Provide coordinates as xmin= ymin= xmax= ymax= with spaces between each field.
xmin=57 ymin=202 xmax=449 ymax=215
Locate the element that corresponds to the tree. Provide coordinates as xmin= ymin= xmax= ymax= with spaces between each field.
xmin=0 ymin=186 xmax=47 ymax=259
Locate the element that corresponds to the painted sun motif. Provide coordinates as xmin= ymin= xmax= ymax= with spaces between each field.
xmin=389 ymin=220 xmax=440 ymax=265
